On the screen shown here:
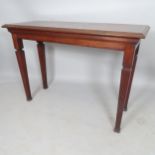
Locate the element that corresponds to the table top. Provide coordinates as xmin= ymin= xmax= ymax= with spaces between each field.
xmin=2 ymin=21 xmax=150 ymax=39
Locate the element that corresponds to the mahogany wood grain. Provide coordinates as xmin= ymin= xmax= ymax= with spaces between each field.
xmin=37 ymin=41 xmax=48 ymax=89
xmin=2 ymin=21 xmax=149 ymax=39
xmin=123 ymin=44 xmax=140 ymax=111
xmin=2 ymin=21 xmax=150 ymax=132
xmin=12 ymin=35 xmax=32 ymax=101
xmin=114 ymin=44 xmax=136 ymax=132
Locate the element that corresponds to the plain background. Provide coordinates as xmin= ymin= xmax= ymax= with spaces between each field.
xmin=0 ymin=0 xmax=155 ymax=86
xmin=0 ymin=1 xmax=155 ymax=155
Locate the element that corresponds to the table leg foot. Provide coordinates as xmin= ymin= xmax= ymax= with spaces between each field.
xmin=43 ymin=84 xmax=48 ymax=89
xmin=27 ymin=96 xmax=32 ymax=101
xmin=114 ymin=127 xmax=121 ymax=133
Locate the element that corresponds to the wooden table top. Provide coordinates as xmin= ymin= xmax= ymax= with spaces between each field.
xmin=2 ymin=21 xmax=150 ymax=39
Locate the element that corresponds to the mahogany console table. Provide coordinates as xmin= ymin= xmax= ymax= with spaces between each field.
xmin=2 ymin=21 xmax=150 ymax=132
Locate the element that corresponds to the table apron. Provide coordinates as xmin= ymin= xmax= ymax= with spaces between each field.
xmin=12 ymin=33 xmax=140 ymax=51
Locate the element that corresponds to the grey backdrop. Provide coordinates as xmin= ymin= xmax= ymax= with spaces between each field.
xmin=0 ymin=0 xmax=154 ymax=88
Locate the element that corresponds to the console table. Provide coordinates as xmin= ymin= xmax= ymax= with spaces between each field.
xmin=2 ymin=21 xmax=150 ymax=132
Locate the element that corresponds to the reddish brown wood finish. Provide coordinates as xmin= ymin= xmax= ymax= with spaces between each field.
xmin=2 ymin=21 xmax=150 ymax=38
xmin=2 ymin=21 xmax=150 ymax=132
xmin=37 ymin=41 xmax=48 ymax=89
xmin=123 ymin=44 xmax=140 ymax=111
xmin=114 ymin=44 xmax=136 ymax=132
xmin=12 ymin=34 xmax=32 ymax=101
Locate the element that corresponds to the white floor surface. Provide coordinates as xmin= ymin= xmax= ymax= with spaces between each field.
xmin=0 ymin=80 xmax=155 ymax=155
